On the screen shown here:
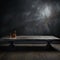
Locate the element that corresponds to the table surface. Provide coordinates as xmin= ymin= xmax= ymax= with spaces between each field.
xmin=1 ymin=36 xmax=59 ymax=40
xmin=0 ymin=36 xmax=60 ymax=45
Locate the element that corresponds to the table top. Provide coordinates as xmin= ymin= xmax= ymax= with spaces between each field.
xmin=0 ymin=36 xmax=60 ymax=44
xmin=1 ymin=36 xmax=59 ymax=40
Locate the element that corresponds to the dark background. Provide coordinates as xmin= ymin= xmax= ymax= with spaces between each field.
xmin=0 ymin=0 xmax=60 ymax=37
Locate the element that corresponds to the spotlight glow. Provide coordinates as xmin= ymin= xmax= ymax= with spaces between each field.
xmin=41 ymin=5 xmax=51 ymax=18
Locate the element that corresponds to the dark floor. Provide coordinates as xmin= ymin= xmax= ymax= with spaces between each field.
xmin=0 ymin=45 xmax=60 ymax=60
xmin=0 ymin=51 xmax=60 ymax=60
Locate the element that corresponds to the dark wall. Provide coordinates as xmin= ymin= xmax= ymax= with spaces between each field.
xmin=0 ymin=0 xmax=60 ymax=36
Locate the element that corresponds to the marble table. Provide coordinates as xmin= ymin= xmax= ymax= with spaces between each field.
xmin=0 ymin=36 xmax=60 ymax=51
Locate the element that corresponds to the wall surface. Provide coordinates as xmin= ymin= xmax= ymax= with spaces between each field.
xmin=0 ymin=0 xmax=60 ymax=36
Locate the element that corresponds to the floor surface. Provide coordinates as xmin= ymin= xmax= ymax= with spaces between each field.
xmin=0 ymin=51 xmax=60 ymax=60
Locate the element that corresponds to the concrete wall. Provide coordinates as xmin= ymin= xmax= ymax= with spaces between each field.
xmin=0 ymin=0 xmax=60 ymax=36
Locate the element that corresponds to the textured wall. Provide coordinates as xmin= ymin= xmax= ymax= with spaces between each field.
xmin=0 ymin=0 xmax=60 ymax=36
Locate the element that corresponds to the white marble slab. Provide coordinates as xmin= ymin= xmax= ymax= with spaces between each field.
xmin=51 ymin=44 xmax=60 ymax=51
xmin=1 ymin=36 xmax=59 ymax=40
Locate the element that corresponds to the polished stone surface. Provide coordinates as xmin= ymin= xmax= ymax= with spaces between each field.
xmin=1 ymin=36 xmax=59 ymax=40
